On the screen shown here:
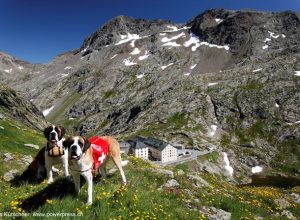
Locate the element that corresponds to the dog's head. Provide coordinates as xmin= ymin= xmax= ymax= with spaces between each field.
xmin=44 ymin=125 xmax=65 ymax=143
xmin=63 ymin=136 xmax=91 ymax=160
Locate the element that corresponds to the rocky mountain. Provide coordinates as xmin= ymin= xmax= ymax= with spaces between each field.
xmin=1 ymin=9 xmax=300 ymax=178
xmin=0 ymin=83 xmax=47 ymax=130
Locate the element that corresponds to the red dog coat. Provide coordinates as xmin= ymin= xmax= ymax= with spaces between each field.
xmin=89 ymin=136 xmax=109 ymax=174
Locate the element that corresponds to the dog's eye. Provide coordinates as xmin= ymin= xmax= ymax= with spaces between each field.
xmin=78 ymin=141 xmax=84 ymax=148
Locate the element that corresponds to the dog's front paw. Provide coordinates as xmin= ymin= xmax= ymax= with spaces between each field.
xmin=86 ymin=201 xmax=92 ymax=206
xmin=47 ymin=179 xmax=54 ymax=184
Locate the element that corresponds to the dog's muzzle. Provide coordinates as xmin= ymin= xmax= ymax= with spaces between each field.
xmin=49 ymin=132 xmax=57 ymax=143
xmin=70 ymin=146 xmax=80 ymax=160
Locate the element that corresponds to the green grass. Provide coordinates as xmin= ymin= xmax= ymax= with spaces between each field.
xmin=199 ymin=151 xmax=219 ymax=163
xmin=103 ymin=89 xmax=116 ymax=99
xmin=0 ymin=118 xmax=44 ymax=156
xmin=174 ymin=163 xmax=189 ymax=172
xmin=0 ymin=157 xmax=199 ymax=220
xmin=47 ymin=92 xmax=81 ymax=124
xmin=1 ymin=113 xmax=299 ymax=219
xmin=0 ymin=153 xmax=299 ymax=219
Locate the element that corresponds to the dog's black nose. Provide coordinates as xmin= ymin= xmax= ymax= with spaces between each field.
xmin=70 ymin=145 xmax=77 ymax=153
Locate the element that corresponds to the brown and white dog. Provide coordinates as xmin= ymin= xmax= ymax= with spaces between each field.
xmin=63 ymin=135 xmax=127 ymax=205
xmin=44 ymin=125 xmax=69 ymax=183
xmin=23 ymin=146 xmax=59 ymax=181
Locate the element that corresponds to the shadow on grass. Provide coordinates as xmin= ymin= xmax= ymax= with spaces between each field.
xmin=16 ymin=172 xmax=118 ymax=212
xmin=10 ymin=168 xmax=46 ymax=187
xmin=20 ymin=178 xmax=76 ymax=212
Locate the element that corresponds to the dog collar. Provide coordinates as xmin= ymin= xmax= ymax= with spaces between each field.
xmin=69 ymin=165 xmax=93 ymax=173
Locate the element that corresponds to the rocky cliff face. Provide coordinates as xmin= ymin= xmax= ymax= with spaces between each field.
xmin=0 ymin=83 xmax=47 ymax=130
xmin=1 ymin=9 xmax=299 ymax=178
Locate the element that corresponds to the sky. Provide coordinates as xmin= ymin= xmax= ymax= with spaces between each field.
xmin=0 ymin=0 xmax=299 ymax=64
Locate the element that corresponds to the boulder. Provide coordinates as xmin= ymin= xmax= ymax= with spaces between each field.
xmin=281 ymin=210 xmax=296 ymax=220
xmin=163 ymin=179 xmax=180 ymax=188
xmin=177 ymin=169 xmax=185 ymax=176
xmin=274 ymin=198 xmax=290 ymax=209
xmin=4 ymin=169 xmax=19 ymax=181
xmin=152 ymin=168 xmax=174 ymax=178
xmin=290 ymin=193 xmax=300 ymax=204
xmin=188 ymin=174 xmax=210 ymax=187
xmin=19 ymin=155 xmax=33 ymax=166
xmin=201 ymin=206 xmax=231 ymax=220
xmin=3 ymin=152 xmax=13 ymax=162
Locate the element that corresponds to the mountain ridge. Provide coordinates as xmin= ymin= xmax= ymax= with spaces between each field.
xmin=0 ymin=8 xmax=299 ymax=179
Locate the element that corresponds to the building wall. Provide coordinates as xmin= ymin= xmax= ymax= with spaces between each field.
xmin=134 ymin=147 xmax=148 ymax=160
xmin=161 ymin=144 xmax=177 ymax=163
xmin=148 ymin=147 xmax=161 ymax=160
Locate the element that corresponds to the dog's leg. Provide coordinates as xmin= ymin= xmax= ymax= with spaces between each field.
xmin=82 ymin=172 xmax=93 ymax=205
xmin=112 ymin=155 xmax=126 ymax=185
xmin=62 ymin=157 xmax=69 ymax=177
xmin=45 ymin=156 xmax=53 ymax=184
xmin=36 ymin=165 xmax=44 ymax=180
xmin=52 ymin=166 xmax=59 ymax=173
xmin=73 ymin=174 xmax=80 ymax=195
xmin=99 ymin=163 xmax=107 ymax=178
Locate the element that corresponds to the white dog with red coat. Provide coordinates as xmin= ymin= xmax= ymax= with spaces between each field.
xmin=63 ymin=135 xmax=127 ymax=205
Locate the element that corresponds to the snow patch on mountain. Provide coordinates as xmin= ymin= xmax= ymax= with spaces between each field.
xmin=130 ymin=48 xmax=141 ymax=55
xmin=164 ymin=25 xmax=189 ymax=33
xmin=137 ymin=74 xmax=144 ymax=79
xmin=251 ymin=166 xmax=263 ymax=174
xmin=294 ymin=71 xmax=300 ymax=76
xmin=222 ymin=152 xmax=234 ymax=176
xmin=252 ymin=68 xmax=262 ymax=72
xmin=110 ymin=54 xmax=117 ymax=59
xmin=162 ymin=42 xmax=181 ymax=47
xmin=215 ymin=18 xmax=223 ymax=24
xmin=43 ymin=106 xmax=55 ymax=116
xmin=268 ymin=31 xmax=280 ymax=39
xmin=123 ymin=57 xmax=137 ymax=66
xmin=138 ymin=51 xmax=150 ymax=60
xmin=4 ymin=68 xmax=12 ymax=73
xmin=161 ymin=63 xmax=174 ymax=70
xmin=184 ymin=33 xmax=229 ymax=51
xmin=61 ymin=73 xmax=69 ymax=78
xmin=116 ymin=33 xmax=140 ymax=45
xmin=161 ymin=32 xmax=185 ymax=43
xmin=190 ymin=64 xmax=197 ymax=69
xmin=209 ymin=125 xmax=218 ymax=137
xmin=208 ymin=82 xmax=218 ymax=86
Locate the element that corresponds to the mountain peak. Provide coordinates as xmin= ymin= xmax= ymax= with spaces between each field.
xmin=80 ymin=15 xmax=173 ymax=51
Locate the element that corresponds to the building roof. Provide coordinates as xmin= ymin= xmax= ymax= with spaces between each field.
xmin=119 ymin=142 xmax=131 ymax=148
xmin=128 ymin=139 xmax=148 ymax=149
xmin=141 ymin=137 xmax=169 ymax=151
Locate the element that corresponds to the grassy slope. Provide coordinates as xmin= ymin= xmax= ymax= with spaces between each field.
xmin=0 ymin=117 xmax=299 ymax=219
xmin=0 ymin=118 xmax=45 ymax=177
xmin=0 ymin=154 xmax=299 ymax=219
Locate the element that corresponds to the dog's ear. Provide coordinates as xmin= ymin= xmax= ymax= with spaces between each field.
xmin=83 ymin=137 xmax=91 ymax=151
xmin=43 ymin=126 xmax=52 ymax=138
xmin=63 ymin=138 xmax=73 ymax=149
xmin=58 ymin=126 xmax=65 ymax=138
